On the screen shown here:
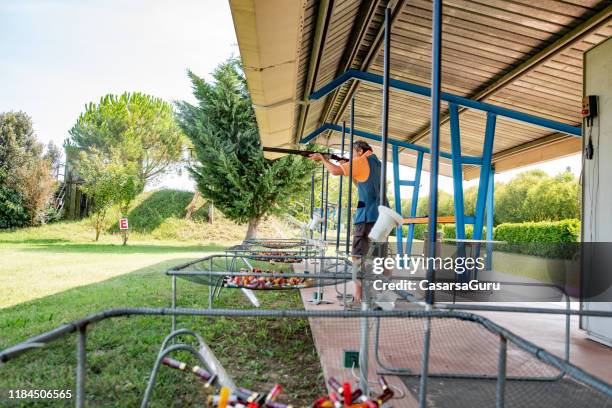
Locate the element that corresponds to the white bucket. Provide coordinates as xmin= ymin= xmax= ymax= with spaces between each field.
xmin=368 ymin=206 xmax=403 ymax=242
xmin=308 ymin=213 xmax=322 ymax=231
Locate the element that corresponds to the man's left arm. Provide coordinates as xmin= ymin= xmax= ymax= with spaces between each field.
xmin=309 ymin=153 xmax=344 ymax=176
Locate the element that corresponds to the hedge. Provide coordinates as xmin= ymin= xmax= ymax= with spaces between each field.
xmin=493 ymin=219 xmax=579 ymax=259
xmin=494 ymin=219 xmax=579 ymax=244
xmin=395 ymin=219 xmax=580 ymax=258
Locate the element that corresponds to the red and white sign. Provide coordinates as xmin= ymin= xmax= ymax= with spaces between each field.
xmin=119 ymin=218 xmax=129 ymax=230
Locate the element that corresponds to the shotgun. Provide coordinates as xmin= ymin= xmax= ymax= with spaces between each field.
xmin=263 ymin=147 xmax=349 ymax=163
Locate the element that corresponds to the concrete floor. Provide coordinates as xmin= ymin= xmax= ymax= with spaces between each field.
xmin=298 ymin=271 xmax=612 ymax=407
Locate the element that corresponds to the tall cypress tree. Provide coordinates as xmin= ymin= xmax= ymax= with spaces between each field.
xmin=176 ymin=59 xmax=315 ymax=238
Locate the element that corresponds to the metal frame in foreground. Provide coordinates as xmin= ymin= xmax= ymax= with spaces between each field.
xmin=1 ymin=308 xmax=611 ymax=408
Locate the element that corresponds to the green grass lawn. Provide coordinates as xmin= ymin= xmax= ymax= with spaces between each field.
xmin=0 ymin=222 xmax=325 ymax=407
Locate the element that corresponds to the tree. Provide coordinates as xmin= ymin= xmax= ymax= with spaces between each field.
xmin=494 ymin=170 xmax=548 ymax=224
xmin=15 ymin=159 xmax=57 ymax=225
xmin=522 ymin=172 xmax=579 ymax=222
xmin=0 ymin=112 xmax=41 ymax=184
xmin=0 ymin=112 xmax=57 ymax=227
xmin=67 ymin=92 xmax=185 ymax=186
xmin=176 ymin=60 xmax=315 ymax=239
xmin=44 ymin=141 xmax=63 ymax=178
xmin=79 ymin=149 xmax=142 ymax=242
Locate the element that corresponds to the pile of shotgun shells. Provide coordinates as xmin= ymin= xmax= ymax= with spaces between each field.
xmin=162 ymin=358 xmax=394 ymax=408
xmin=224 ymin=268 xmax=311 ymax=290
xmin=207 ymin=376 xmax=394 ymax=408
xmin=310 ymin=377 xmax=394 ymax=408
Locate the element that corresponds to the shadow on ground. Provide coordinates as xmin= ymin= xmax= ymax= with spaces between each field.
xmin=0 ymin=238 xmax=70 ymax=245
xmin=17 ymin=242 xmax=223 ymax=254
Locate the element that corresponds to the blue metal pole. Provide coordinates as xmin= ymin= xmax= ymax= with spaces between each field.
xmin=425 ymin=0 xmax=443 ymax=306
xmin=310 ymin=174 xmax=315 ymax=239
xmin=380 ymin=5 xmax=391 ymax=206
xmin=486 ymin=166 xmax=495 ymax=270
xmin=345 ymin=98 xmax=355 ymax=255
xmin=336 ymin=122 xmax=346 ymax=252
xmin=324 ymin=166 xmax=330 ymax=241
xmin=449 ymin=103 xmax=468 ymax=281
xmin=449 ymin=103 xmax=466 ymax=242
xmin=473 ymin=113 xmax=497 ymax=241
xmin=392 ymin=145 xmax=404 ymax=257
xmin=406 ymin=152 xmax=423 ymax=258
xmin=421 ymin=4 xmax=442 ymax=407
xmin=320 ymin=164 xmax=325 ymax=237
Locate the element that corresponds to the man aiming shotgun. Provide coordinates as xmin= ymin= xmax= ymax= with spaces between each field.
xmin=308 ymin=141 xmax=388 ymax=308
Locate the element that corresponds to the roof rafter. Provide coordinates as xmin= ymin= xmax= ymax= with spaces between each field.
xmin=407 ymin=3 xmax=612 ymax=144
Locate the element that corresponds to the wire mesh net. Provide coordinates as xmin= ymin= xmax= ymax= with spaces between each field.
xmin=1 ymin=310 xmax=610 ymax=407
xmin=224 ymin=245 xmax=322 ymax=263
xmin=241 ymin=238 xmax=311 ymax=250
xmin=168 ymin=255 xmax=352 ymax=290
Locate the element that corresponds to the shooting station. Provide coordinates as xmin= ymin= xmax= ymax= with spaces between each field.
xmin=1 ymin=1 xmax=612 ymax=407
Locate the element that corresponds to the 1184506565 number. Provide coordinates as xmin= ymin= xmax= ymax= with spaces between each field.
xmin=7 ymin=389 xmax=72 ymax=399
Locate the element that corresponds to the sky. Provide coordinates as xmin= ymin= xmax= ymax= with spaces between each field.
xmin=0 ymin=0 xmax=581 ymax=195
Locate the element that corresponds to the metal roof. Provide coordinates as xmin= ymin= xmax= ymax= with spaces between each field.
xmin=230 ymin=0 xmax=612 ymax=179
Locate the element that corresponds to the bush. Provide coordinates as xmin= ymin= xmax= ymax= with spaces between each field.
xmin=494 ymin=219 xmax=579 ymax=244
xmin=494 ymin=219 xmax=579 ymax=259
xmin=398 ymin=223 xmax=437 ymax=240
xmin=442 ymin=224 xmax=475 ymax=240
xmin=0 ymin=187 xmax=30 ymax=229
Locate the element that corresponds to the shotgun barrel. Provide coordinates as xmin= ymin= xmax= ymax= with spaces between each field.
xmin=262 ymin=147 xmax=348 ymax=163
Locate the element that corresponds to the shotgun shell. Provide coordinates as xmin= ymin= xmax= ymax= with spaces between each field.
xmin=218 ymin=387 xmax=231 ymax=408
xmin=378 ymin=376 xmax=389 ymax=392
xmin=328 ymin=377 xmax=343 ymax=394
xmin=265 ymin=402 xmax=291 ymax=408
xmin=311 ymin=397 xmax=328 ymax=408
xmin=350 ymin=389 xmax=363 ymax=402
xmin=192 ymin=365 xmax=212 ymax=380
xmin=209 ymin=395 xmax=238 ymax=405
xmin=342 ymin=383 xmax=352 ymax=405
xmin=162 ymin=357 xmax=187 ymax=371
xmin=329 ymin=393 xmax=342 ymax=408
xmin=265 ymin=384 xmax=282 ymax=403
xmin=376 ymin=389 xmax=394 ymax=405
xmin=205 ymin=373 xmax=218 ymax=388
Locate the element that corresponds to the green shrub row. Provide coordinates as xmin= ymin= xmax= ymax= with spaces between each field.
xmin=439 ymin=219 xmax=580 ymax=258
xmin=438 ymin=219 xmax=579 ymax=243
xmin=494 ymin=219 xmax=579 ymax=244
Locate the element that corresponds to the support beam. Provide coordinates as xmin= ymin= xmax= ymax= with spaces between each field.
xmin=424 ymin=0 xmax=443 ymax=308
xmin=407 ymin=4 xmax=612 ymax=144
xmin=319 ymin=0 xmax=381 ymax=127
xmin=309 ymin=70 xmax=581 ymax=136
xmin=463 ymin=134 xmax=582 ymax=180
xmin=486 ymin=167 xmax=495 ymax=271
xmin=473 ymin=113 xmax=497 ymax=242
xmin=406 ymin=152 xmax=423 ymax=258
xmin=345 ymin=98 xmax=355 ymax=255
xmin=294 ymin=0 xmax=334 ymax=143
xmin=300 ymin=122 xmax=481 ymax=163
xmin=380 ymin=5 xmax=391 ymax=206
xmin=326 ymin=1 xmax=406 ymax=128
xmin=449 ymin=103 xmax=466 ymax=243
xmin=392 ymin=145 xmax=404 ymax=255
xmin=336 ymin=122 xmax=346 ymax=252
